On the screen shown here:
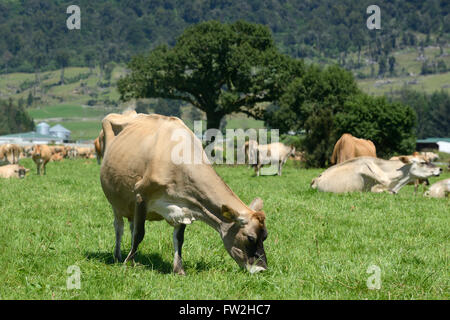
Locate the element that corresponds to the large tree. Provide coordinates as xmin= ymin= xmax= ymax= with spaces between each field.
xmin=264 ymin=64 xmax=416 ymax=167
xmin=118 ymin=20 xmax=303 ymax=129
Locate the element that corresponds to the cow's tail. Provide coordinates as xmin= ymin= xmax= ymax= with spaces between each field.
xmin=101 ymin=119 xmax=116 ymax=155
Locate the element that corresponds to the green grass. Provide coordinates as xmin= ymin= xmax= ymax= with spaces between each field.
xmin=0 ymin=159 xmax=448 ymax=299
xmin=47 ymin=121 xmax=102 ymax=141
xmin=358 ymin=72 xmax=450 ymax=96
xmin=28 ymin=104 xmax=108 ymax=120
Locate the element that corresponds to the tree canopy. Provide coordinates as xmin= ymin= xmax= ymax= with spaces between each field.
xmin=265 ymin=65 xmax=417 ymax=167
xmin=118 ymin=20 xmax=303 ymax=129
xmin=0 ymin=98 xmax=35 ymax=135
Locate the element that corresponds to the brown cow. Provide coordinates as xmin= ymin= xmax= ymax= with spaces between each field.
xmin=32 ymin=145 xmax=52 ymax=175
xmin=76 ymin=147 xmax=94 ymax=159
xmin=1 ymin=144 xmax=21 ymax=164
xmin=100 ymin=112 xmax=268 ymax=274
xmin=330 ymin=133 xmax=376 ymax=165
xmin=94 ymin=135 xmax=104 ymax=165
xmin=0 ymin=164 xmax=30 ymax=179
xmin=51 ymin=152 xmax=64 ymax=162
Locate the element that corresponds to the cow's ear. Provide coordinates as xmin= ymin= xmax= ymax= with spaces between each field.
xmin=398 ymin=156 xmax=410 ymax=164
xmin=249 ymin=198 xmax=263 ymax=212
xmin=222 ymin=205 xmax=247 ymax=225
xmin=25 ymin=169 xmax=30 ymax=173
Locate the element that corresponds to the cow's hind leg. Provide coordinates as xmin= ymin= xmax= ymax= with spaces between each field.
xmin=113 ymin=209 xmax=124 ymax=262
xmin=124 ymin=194 xmax=146 ymax=263
xmin=173 ymin=224 xmax=186 ymax=275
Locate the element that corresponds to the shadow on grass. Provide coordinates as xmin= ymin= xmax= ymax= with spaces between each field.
xmin=85 ymin=251 xmax=216 ymax=274
xmin=85 ymin=251 xmax=172 ymax=274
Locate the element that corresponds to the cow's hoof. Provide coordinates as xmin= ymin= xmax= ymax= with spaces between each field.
xmin=174 ymin=268 xmax=186 ymax=276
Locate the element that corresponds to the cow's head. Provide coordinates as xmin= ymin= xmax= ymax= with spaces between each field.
xmin=33 ymin=145 xmax=42 ymax=157
xmin=221 ymin=198 xmax=268 ymax=273
xmin=15 ymin=166 xmax=30 ymax=179
xmin=408 ymin=158 xmax=442 ymax=178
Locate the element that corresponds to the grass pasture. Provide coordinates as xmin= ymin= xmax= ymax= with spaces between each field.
xmin=0 ymin=159 xmax=448 ymax=300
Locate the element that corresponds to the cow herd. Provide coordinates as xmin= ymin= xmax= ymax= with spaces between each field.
xmin=0 ymin=111 xmax=448 ymax=275
xmin=0 ymin=143 xmax=97 ymax=177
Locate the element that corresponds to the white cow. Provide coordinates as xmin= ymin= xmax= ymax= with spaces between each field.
xmin=311 ymin=157 xmax=442 ymax=193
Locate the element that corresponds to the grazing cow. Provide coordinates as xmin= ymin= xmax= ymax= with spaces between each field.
xmin=1 ymin=144 xmax=21 ymax=164
xmin=425 ymin=178 xmax=450 ymax=198
xmin=311 ymin=156 xmax=442 ymax=194
xmin=243 ymin=140 xmax=259 ymax=168
xmin=0 ymin=164 xmax=29 ymax=179
xmin=100 ymin=113 xmax=268 ymax=275
xmin=253 ymin=142 xmax=295 ymax=176
xmin=32 ymin=145 xmax=52 ymax=175
xmin=94 ymin=134 xmax=104 ymax=165
xmin=330 ymin=133 xmax=376 ymax=165
xmin=66 ymin=146 xmax=78 ymax=159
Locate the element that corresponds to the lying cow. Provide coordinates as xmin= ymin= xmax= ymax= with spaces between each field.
xmin=331 ymin=133 xmax=376 ymax=164
xmin=32 ymin=145 xmax=52 ymax=175
xmin=425 ymin=178 xmax=450 ymax=198
xmin=0 ymin=164 xmax=29 ymax=179
xmin=253 ymin=142 xmax=295 ymax=176
xmin=311 ymin=156 xmax=442 ymax=194
xmin=100 ymin=112 xmax=268 ymax=275
xmin=390 ymin=152 xmax=432 ymax=193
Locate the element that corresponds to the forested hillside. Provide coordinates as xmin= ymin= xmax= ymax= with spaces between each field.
xmin=1 ymin=0 xmax=449 ymax=74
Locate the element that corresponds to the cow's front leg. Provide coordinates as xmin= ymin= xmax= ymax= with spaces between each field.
xmin=173 ymin=224 xmax=186 ymax=275
xmin=124 ymin=194 xmax=146 ymax=264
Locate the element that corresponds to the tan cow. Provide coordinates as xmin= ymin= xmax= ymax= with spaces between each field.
xmin=311 ymin=156 xmax=442 ymax=194
xmin=51 ymin=152 xmax=64 ymax=162
xmin=0 ymin=164 xmax=30 ymax=179
xmin=253 ymin=142 xmax=295 ymax=176
xmin=100 ymin=113 xmax=268 ymax=275
xmin=49 ymin=145 xmax=67 ymax=158
xmin=32 ymin=145 xmax=52 ymax=175
xmin=23 ymin=145 xmax=34 ymax=158
xmin=1 ymin=144 xmax=21 ymax=164
xmin=243 ymin=140 xmax=259 ymax=168
xmin=330 ymin=133 xmax=376 ymax=165
xmin=425 ymin=178 xmax=450 ymax=198
xmin=0 ymin=144 xmax=5 ymax=162
xmin=76 ymin=147 xmax=94 ymax=159
xmin=94 ymin=135 xmax=104 ymax=165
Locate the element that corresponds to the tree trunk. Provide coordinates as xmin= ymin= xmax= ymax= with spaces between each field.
xmin=205 ymin=110 xmax=225 ymax=130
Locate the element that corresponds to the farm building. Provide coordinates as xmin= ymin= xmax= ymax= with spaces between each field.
xmin=49 ymin=124 xmax=71 ymax=140
xmin=0 ymin=123 xmax=71 ymax=144
xmin=36 ymin=122 xmax=50 ymax=135
xmin=416 ymin=138 xmax=450 ymax=153
xmin=0 ymin=131 xmax=64 ymax=144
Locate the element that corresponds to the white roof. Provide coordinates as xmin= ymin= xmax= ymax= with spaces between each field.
xmin=49 ymin=124 xmax=71 ymax=133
